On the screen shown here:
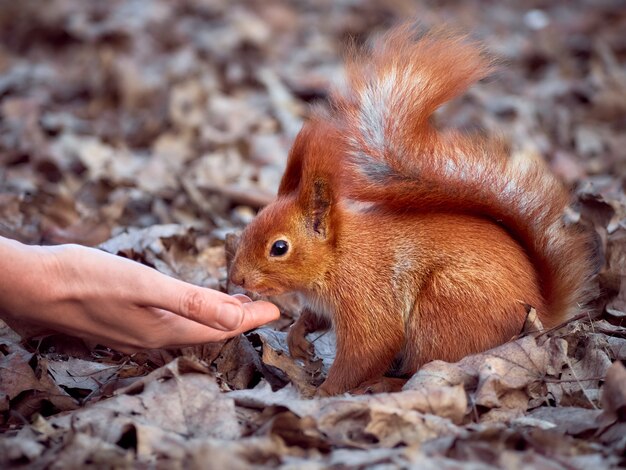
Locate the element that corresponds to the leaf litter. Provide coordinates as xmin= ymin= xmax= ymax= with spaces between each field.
xmin=1 ymin=0 xmax=626 ymax=468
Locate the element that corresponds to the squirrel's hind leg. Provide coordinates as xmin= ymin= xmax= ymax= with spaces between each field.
xmin=402 ymin=272 xmax=529 ymax=371
xmin=350 ymin=376 xmax=407 ymax=395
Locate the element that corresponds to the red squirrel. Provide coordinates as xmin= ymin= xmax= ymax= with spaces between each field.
xmin=229 ymin=26 xmax=597 ymax=396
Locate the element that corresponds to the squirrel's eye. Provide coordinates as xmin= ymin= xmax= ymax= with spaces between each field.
xmin=270 ymin=240 xmax=289 ymax=257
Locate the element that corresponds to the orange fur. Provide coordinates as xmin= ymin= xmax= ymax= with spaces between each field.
xmin=229 ymin=26 xmax=598 ymax=395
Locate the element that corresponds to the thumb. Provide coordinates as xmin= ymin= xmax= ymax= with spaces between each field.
xmin=142 ymin=271 xmax=280 ymax=332
xmin=214 ymin=300 xmax=246 ymax=330
xmin=225 ymin=300 xmax=281 ymax=336
xmin=147 ymin=274 xmax=249 ymax=331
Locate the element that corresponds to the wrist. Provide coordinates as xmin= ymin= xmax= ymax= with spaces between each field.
xmin=0 ymin=238 xmax=63 ymax=322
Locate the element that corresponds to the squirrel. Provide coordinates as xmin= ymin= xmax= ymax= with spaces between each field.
xmin=229 ymin=25 xmax=598 ymax=396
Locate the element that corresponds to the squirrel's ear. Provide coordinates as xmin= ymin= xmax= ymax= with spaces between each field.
xmin=278 ymin=146 xmax=303 ymax=196
xmin=301 ymin=177 xmax=334 ymax=239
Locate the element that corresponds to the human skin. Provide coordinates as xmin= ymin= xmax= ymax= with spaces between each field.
xmin=0 ymin=236 xmax=279 ymax=353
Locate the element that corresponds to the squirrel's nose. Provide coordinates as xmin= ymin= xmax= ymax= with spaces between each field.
xmin=230 ymin=268 xmax=245 ymax=288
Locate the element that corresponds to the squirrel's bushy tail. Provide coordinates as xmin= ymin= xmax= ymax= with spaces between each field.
xmin=328 ymin=25 xmax=598 ymax=324
xmin=330 ymin=24 xmax=492 ymax=167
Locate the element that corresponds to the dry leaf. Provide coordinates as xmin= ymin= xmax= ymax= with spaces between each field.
xmin=601 ymin=361 xmax=626 ymax=422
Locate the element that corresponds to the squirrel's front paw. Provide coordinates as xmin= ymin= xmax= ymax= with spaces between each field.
xmin=287 ymin=326 xmax=315 ymax=361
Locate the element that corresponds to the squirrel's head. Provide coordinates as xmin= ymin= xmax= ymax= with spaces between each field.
xmin=229 ymin=119 xmax=343 ymax=296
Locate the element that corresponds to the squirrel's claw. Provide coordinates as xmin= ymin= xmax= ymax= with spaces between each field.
xmin=287 ymin=326 xmax=315 ymax=361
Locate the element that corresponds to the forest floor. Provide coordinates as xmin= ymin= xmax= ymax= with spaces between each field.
xmin=1 ymin=0 xmax=626 ymax=468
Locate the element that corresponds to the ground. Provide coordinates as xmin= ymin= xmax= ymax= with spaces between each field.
xmin=1 ymin=0 xmax=626 ymax=468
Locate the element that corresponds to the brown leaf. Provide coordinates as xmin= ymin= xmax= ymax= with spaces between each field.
xmin=252 ymin=328 xmax=322 ymax=396
xmin=256 ymin=410 xmax=331 ymax=452
xmin=529 ymin=406 xmax=603 ymax=436
xmin=48 ymin=357 xmax=241 ymax=447
xmin=230 ymin=380 xmax=320 ymax=418
xmin=601 ymin=361 xmax=626 ymax=422
xmin=45 ymin=357 xmax=122 ymax=398
xmin=213 ymin=335 xmax=260 ymax=391
xmin=0 ymin=343 xmax=78 ymax=426
xmin=558 ymin=341 xmax=611 ymax=407
xmin=369 ymin=386 xmax=468 ymax=425
xmin=315 ymin=400 xmax=458 ymax=449
xmin=0 ymin=347 xmax=43 ymax=401
xmin=406 ymin=335 xmax=568 ymax=421
xmin=520 ymin=306 xmax=544 ymax=335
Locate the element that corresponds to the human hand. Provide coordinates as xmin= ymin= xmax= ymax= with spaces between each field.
xmin=0 ymin=238 xmax=280 ymax=353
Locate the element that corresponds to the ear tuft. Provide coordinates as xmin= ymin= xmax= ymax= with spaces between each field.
xmin=311 ymin=179 xmax=332 ymax=237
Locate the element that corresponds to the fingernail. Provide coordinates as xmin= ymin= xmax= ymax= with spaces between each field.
xmin=216 ymin=302 xmax=244 ymax=330
xmin=233 ymin=294 xmax=252 ymax=304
